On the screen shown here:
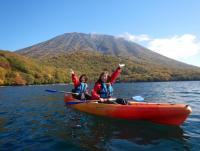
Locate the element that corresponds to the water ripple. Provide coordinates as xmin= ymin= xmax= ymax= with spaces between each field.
xmin=0 ymin=82 xmax=200 ymax=150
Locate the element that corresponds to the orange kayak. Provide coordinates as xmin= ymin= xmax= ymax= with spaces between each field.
xmin=64 ymin=94 xmax=192 ymax=126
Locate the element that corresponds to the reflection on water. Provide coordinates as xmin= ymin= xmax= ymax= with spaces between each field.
xmin=0 ymin=81 xmax=200 ymax=150
xmin=55 ymin=112 xmax=190 ymax=151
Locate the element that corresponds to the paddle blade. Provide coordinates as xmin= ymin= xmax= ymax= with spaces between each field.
xmin=45 ymin=89 xmax=57 ymax=93
xmin=132 ymin=96 xmax=144 ymax=102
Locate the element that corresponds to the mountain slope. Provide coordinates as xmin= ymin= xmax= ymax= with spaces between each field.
xmin=1 ymin=50 xmax=200 ymax=86
xmin=0 ymin=50 xmax=69 ymax=85
xmin=40 ymin=51 xmax=200 ymax=82
xmin=17 ymin=32 xmax=199 ymax=70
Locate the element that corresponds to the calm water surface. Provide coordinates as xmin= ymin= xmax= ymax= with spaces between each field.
xmin=0 ymin=81 xmax=200 ymax=151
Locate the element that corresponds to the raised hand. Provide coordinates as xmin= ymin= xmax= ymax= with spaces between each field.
xmin=119 ymin=64 xmax=125 ymax=68
xmin=70 ymin=69 xmax=74 ymax=74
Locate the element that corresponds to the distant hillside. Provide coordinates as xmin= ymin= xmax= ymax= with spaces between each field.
xmin=17 ymin=32 xmax=199 ymax=71
xmin=40 ymin=51 xmax=200 ymax=82
xmin=0 ymin=50 xmax=69 ymax=85
xmin=1 ymin=50 xmax=200 ymax=86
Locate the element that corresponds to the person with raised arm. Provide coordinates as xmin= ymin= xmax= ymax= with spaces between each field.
xmin=71 ymin=69 xmax=91 ymax=100
xmin=91 ymin=64 xmax=125 ymax=102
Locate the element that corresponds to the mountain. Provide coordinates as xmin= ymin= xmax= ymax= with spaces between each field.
xmin=17 ymin=32 xmax=199 ymax=70
xmin=2 ymin=32 xmax=200 ymax=86
xmin=0 ymin=50 xmax=69 ymax=85
xmin=5 ymin=32 xmax=198 ymax=84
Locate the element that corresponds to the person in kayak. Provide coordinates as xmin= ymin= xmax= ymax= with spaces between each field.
xmin=71 ymin=69 xmax=91 ymax=100
xmin=91 ymin=64 xmax=125 ymax=103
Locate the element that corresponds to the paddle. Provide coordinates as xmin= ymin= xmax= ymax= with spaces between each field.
xmin=65 ymin=96 xmax=145 ymax=105
xmin=45 ymin=89 xmax=79 ymax=95
xmin=132 ymin=96 xmax=145 ymax=102
xmin=45 ymin=89 xmax=144 ymax=104
xmin=66 ymin=98 xmax=117 ymax=105
xmin=96 ymin=96 xmax=145 ymax=105
xmin=65 ymin=101 xmax=86 ymax=105
xmin=109 ymin=96 xmax=145 ymax=102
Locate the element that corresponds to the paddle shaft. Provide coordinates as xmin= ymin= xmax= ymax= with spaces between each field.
xmin=45 ymin=89 xmax=79 ymax=95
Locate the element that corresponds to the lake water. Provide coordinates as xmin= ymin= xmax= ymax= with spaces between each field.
xmin=0 ymin=81 xmax=200 ymax=151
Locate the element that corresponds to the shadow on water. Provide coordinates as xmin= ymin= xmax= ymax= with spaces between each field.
xmin=54 ymin=109 xmax=191 ymax=151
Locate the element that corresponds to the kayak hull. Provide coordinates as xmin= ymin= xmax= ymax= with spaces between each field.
xmin=64 ymin=94 xmax=192 ymax=126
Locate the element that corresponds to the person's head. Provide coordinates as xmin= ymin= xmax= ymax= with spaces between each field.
xmin=98 ymin=71 xmax=110 ymax=83
xmin=79 ymin=74 xmax=88 ymax=83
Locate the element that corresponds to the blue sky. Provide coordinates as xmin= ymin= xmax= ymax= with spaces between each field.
xmin=0 ymin=0 xmax=200 ymax=66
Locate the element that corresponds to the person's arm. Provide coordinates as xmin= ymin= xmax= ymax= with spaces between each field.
xmin=91 ymin=83 xmax=101 ymax=100
xmin=110 ymin=67 xmax=121 ymax=84
xmin=71 ymin=69 xmax=80 ymax=87
xmin=110 ymin=64 xmax=125 ymax=84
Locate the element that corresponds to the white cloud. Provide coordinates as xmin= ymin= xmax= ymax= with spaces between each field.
xmin=148 ymin=34 xmax=200 ymax=59
xmin=119 ymin=33 xmax=200 ymax=60
xmin=119 ymin=32 xmax=151 ymax=42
